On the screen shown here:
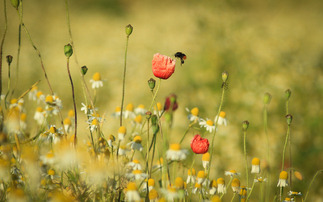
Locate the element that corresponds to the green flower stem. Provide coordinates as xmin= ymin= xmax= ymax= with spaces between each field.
xmin=66 ymin=57 xmax=77 ymax=146
xmin=146 ymin=118 xmax=150 ymax=177
xmin=222 ymin=177 xmax=233 ymax=199
xmin=264 ymin=104 xmax=270 ymax=201
xmin=119 ymin=35 xmax=130 ymax=127
xmin=244 ymin=130 xmax=249 ymax=194
xmin=4 ymin=62 xmax=11 ymax=109
xmin=247 ymin=175 xmax=257 ymax=201
xmin=0 ymin=0 xmax=8 ymax=99
xmin=93 ymin=88 xmax=97 ymax=105
xmin=282 ymin=126 xmax=290 ymax=171
xmin=230 ymin=193 xmax=236 ymax=202
xmin=188 ymin=154 xmax=196 ymax=199
xmin=286 ymin=99 xmax=292 ymax=189
xmin=207 ymin=85 xmax=226 ymax=186
xmin=304 ymin=170 xmax=323 ymax=202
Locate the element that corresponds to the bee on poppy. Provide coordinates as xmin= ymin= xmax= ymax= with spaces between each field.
xmin=174 ymin=52 xmax=186 ymax=66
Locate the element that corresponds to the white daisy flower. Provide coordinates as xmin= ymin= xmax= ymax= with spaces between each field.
xmin=117 ymin=126 xmax=127 ymax=141
xmin=34 ymin=107 xmax=45 ymax=125
xmin=87 ymin=118 xmax=99 ymax=132
xmin=192 ymin=183 xmax=205 ymax=195
xmin=127 ymin=136 xmax=143 ymax=152
xmin=126 ymin=170 xmax=148 ymax=181
xmin=160 ymin=187 xmax=184 ymax=201
xmin=196 ymin=171 xmax=206 ymax=185
xmin=89 ymin=72 xmax=104 ymax=89
xmin=153 ymin=102 xmax=163 ymax=116
xmin=166 ymin=144 xmax=188 ymax=161
xmin=124 ymin=103 xmax=136 ymax=119
xmin=254 ymin=177 xmax=267 ymax=183
xmin=202 ymin=153 xmax=210 ymax=169
xmin=148 ymin=189 xmax=159 ymax=201
xmin=118 ymin=145 xmax=128 ymax=156
xmin=288 ymin=191 xmax=302 ymax=196
xmin=133 ymin=114 xmax=143 ymax=127
xmin=277 ymin=171 xmax=289 ymax=187
xmin=107 ymin=134 xmax=115 ymax=147
xmin=64 ymin=117 xmax=72 ymax=133
xmin=251 ymin=157 xmax=260 ymax=174
xmin=231 ymin=178 xmax=240 ymax=193
xmin=125 ymin=182 xmax=141 ymax=201
xmin=134 ymin=104 xmax=147 ymax=115
xmin=283 ymin=197 xmax=294 ymax=202
xmin=40 ymin=151 xmax=56 ymax=165
xmin=217 ymin=178 xmax=226 ymax=194
xmin=214 ymin=111 xmax=228 ymax=126
xmin=186 ymin=168 xmax=196 ymax=184
xmin=36 ymin=91 xmax=45 ymax=104
xmin=20 ymin=113 xmax=27 ymax=131
xmin=111 ymin=106 xmax=121 ymax=118
xmin=224 ymin=170 xmax=241 ymax=177
xmin=126 ymin=159 xmax=142 ymax=171
xmin=199 ymin=118 xmax=216 ymax=133
xmin=209 ymin=180 xmax=218 ymax=195
xmin=186 ymin=107 xmax=200 ymax=122
xmin=28 ymin=86 xmax=38 ymax=101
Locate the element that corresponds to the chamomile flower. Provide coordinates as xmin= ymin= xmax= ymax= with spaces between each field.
xmin=127 ymin=159 xmax=142 ymax=171
xmin=214 ymin=111 xmax=228 ymax=126
xmin=127 ymin=136 xmax=143 ymax=152
xmin=133 ymin=114 xmax=143 ymax=126
xmin=186 ymin=107 xmax=200 ymax=122
xmin=36 ymin=91 xmax=45 ymax=103
xmin=118 ymin=145 xmax=128 ymax=156
xmin=19 ymin=113 xmax=27 ymax=131
xmin=199 ymin=118 xmax=216 ymax=133
xmin=192 ymin=183 xmax=205 ymax=195
xmin=225 ymin=170 xmax=241 ymax=177
xmin=154 ymin=102 xmax=163 ymax=116
xmin=107 ymin=135 xmax=115 ymax=147
xmin=64 ymin=117 xmax=72 ymax=133
xmin=28 ymin=86 xmax=38 ymax=101
xmin=202 ymin=153 xmax=210 ymax=169
xmin=153 ymin=157 xmax=164 ymax=171
xmin=277 ymin=171 xmax=289 ymax=187
xmin=118 ymin=126 xmax=127 ymax=141
xmin=288 ymin=191 xmax=302 ymax=196
xmin=209 ymin=196 xmax=221 ymax=202
xmin=135 ymin=104 xmax=147 ymax=115
xmin=254 ymin=177 xmax=267 ymax=183
xmin=90 ymin=72 xmax=104 ymax=89
xmin=126 ymin=170 xmax=148 ymax=181
xmin=142 ymin=178 xmax=155 ymax=192
xmin=186 ymin=168 xmax=196 ymax=184
xmin=196 ymin=171 xmax=206 ymax=184
xmin=166 ymin=144 xmax=188 ymax=161
xmin=160 ymin=187 xmax=183 ymax=201
xmin=217 ymin=178 xmax=226 ymax=194
xmin=149 ymin=189 xmax=159 ymax=202
xmin=81 ymin=103 xmax=95 ymax=115
xmin=45 ymin=169 xmax=60 ymax=180
xmin=9 ymin=99 xmax=18 ymax=109
xmin=231 ymin=178 xmax=240 ymax=193
xmin=175 ymin=177 xmax=185 ymax=189
xmin=34 ymin=107 xmax=45 ymax=125
xmin=125 ymin=182 xmax=141 ymax=202
xmin=283 ymin=198 xmax=293 ymax=202
xmin=40 ymin=151 xmax=56 ymax=165
xmin=124 ymin=103 xmax=136 ymax=119
xmin=112 ymin=106 xmax=121 ymax=118
xmin=251 ymin=158 xmax=260 ymax=174
xmin=209 ymin=180 xmax=218 ymax=195
xmin=48 ymin=125 xmax=63 ymax=144
xmin=87 ymin=118 xmax=99 ymax=132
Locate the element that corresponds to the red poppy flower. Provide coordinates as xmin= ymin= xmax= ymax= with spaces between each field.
xmin=152 ymin=53 xmax=176 ymax=80
xmin=190 ymin=134 xmax=209 ymax=154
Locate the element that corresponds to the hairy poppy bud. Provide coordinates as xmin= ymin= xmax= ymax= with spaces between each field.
xmin=125 ymin=24 xmax=133 ymax=36
xmin=263 ymin=93 xmax=272 ymax=105
xmin=242 ymin=120 xmax=249 ymax=131
xmin=190 ymin=134 xmax=209 ymax=154
xmin=81 ymin=66 xmax=88 ymax=75
xmin=222 ymin=71 xmax=229 ymax=83
xmin=285 ymin=89 xmax=291 ymax=100
xmin=148 ymin=78 xmax=156 ymax=90
xmin=64 ymin=44 xmax=73 ymax=58
xmin=6 ymin=55 xmax=13 ymax=65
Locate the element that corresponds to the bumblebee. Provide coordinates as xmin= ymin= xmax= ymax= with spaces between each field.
xmin=174 ymin=52 xmax=187 ymax=65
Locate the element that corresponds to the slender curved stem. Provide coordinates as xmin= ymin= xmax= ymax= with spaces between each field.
xmin=0 ymin=0 xmax=8 ymax=99
xmin=120 ymin=36 xmax=130 ymax=127
xmin=304 ymin=170 xmax=323 ymax=202
xmin=264 ymin=105 xmax=270 ymax=202
xmin=244 ymin=130 xmax=249 ymax=194
xmin=282 ymin=126 xmax=290 ymax=171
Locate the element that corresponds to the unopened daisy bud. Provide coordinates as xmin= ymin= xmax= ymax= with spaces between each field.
xmin=285 ymin=89 xmax=291 ymax=100
xmin=175 ymin=177 xmax=184 ymax=189
xmin=10 ymin=0 xmax=19 ymax=9
xmin=125 ymin=24 xmax=133 ymax=36
xmin=148 ymin=78 xmax=156 ymax=90
xmin=231 ymin=178 xmax=240 ymax=193
xmin=251 ymin=157 xmax=260 ymax=174
xmin=64 ymin=44 xmax=73 ymax=58
xmin=145 ymin=111 xmax=152 ymax=120
xmin=6 ymin=55 xmax=13 ymax=65
xmin=277 ymin=171 xmax=289 ymax=187
xmin=286 ymin=114 xmax=292 ymax=125
xmin=81 ymin=66 xmax=88 ymax=75
xmin=263 ymin=93 xmax=272 ymax=105
xmin=242 ymin=120 xmax=249 ymax=131
xmin=222 ymin=71 xmax=229 ymax=83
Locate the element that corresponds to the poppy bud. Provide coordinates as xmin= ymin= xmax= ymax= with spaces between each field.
xmin=6 ymin=55 xmax=13 ymax=65
xmin=190 ymin=134 xmax=209 ymax=154
xmin=148 ymin=78 xmax=156 ymax=90
xmin=145 ymin=111 xmax=152 ymax=120
xmin=285 ymin=89 xmax=291 ymax=100
xmin=10 ymin=0 xmax=19 ymax=9
xmin=64 ymin=44 xmax=73 ymax=58
xmin=81 ymin=66 xmax=88 ymax=75
xmin=285 ymin=114 xmax=292 ymax=125
xmin=222 ymin=71 xmax=229 ymax=83
xmin=242 ymin=120 xmax=249 ymax=131
xmin=263 ymin=93 xmax=271 ymax=105
xmin=125 ymin=24 xmax=133 ymax=36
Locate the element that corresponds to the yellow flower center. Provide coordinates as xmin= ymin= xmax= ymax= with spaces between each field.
xmin=194 ymin=183 xmax=201 ymax=188
xmin=217 ymin=178 xmax=225 ymax=185
xmin=167 ymin=187 xmax=177 ymax=193
xmin=46 ymin=152 xmax=54 ymax=159
xmin=138 ymin=104 xmax=145 ymax=109
xmin=132 ymin=159 xmax=140 ymax=164
xmin=202 ymin=153 xmax=210 ymax=161
xmin=279 ymin=171 xmax=288 ymax=180
xmin=68 ymin=109 xmax=75 ymax=117
xmin=284 ymin=198 xmax=291 ymax=201
xmin=191 ymin=107 xmax=199 ymax=116
xmin=36 ymin=107 xmax=43 ymax=112
xmin=119 ymin=145 xmax=126 ymax=150
xmin=10 ymin=99 xmax=18 ymax=104
xmin=210 ymin=180 xmax=217 ymax=188
xmin=155 ymin=102 xmax=162 ymax=111
xmin=115 ymin=106 xmax=121 ymax=112
xmin=40 ymin=179 xmax=47 ymax=186
xmin=49 ymin=126 xmax=56 ymax=134
xmin=231 ymin=178 xmax=240 ymax=187
xmin=64 ymin=118 xmax=72 ymax=126
xmin=36 ymin=91 xmax=43 ymax=98
xmin=219 ymin=111 xmax=226 ymax=118
xmin=127 ymin=182 xmax=137 ymax=191
xmin=170 ymin=143 xmax=181 ymax=151
xmin=118 ymin=126 xmax=126 ymax=134
xmin=229 ymin=170 xmax=237 ymax=174
xmin=31 ymin=86 xmax=38 ymax=92
xmin=133 ymin=136 xmax=142 ymax=143
xmin=108 ymin=135 xmax=115 ymax=141
xmin=197 ymin=171 xmax=206 ymax=178
xmin=48 ymin=169 xmax=55 ymax=176
xmin=188 ymin=168 xmax=196 ymax=175
xmin=175 ymin=177 xmax=184 ymax=188
xmin=92 ymin=119 xmax=98 ymax=126
xmin=132 ymin=170 xmax=142 ymax=175
xmin=252 ymin=157 xmax=260 ymax=165
xmin=206 ymin=120 xmax=214 ymax=126
xmin=149 ymin=189 xmax=158 ymax=200
xmin=92 ymin=72 xmax=101 ymax=81
xmin=148 ymin=178 xmax=155 ymax=186
xmin=126 ymin=103 xmax=134 ymax=111
xmin=210 ymin=196 xmax=221 ymax=202
xmin=20 ymin=113 xmax=27 ymax=121
xmin=45 ymin=95 xmax=54 ymax=103
xmin=134 ymin=115 xmax=142 ymax=123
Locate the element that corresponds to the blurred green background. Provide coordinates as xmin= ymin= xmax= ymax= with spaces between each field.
xmin=1 ymin=0 xmax=323 ymax=200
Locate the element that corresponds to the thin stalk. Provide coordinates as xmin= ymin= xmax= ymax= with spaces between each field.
xmin=286 ymin=99 xmax=292 ymax=189
xmin=222 ymin=177 xmax=233 ymax=199
xmin=230 ymin=193 xmax=236 ymax=202
xmin=66 ymin=57 xmax=77 ymax=146
xmin=247 ymin=175 xmax=257 ymax=200
xmin=146 ymin=117 xmax=150 ymax=177
xmin=0 ymin=0 xmax=8 ymax=98
xmin=264 ymin=104 xmax=270 ymax=202
xmin=282 ymin=126 xmax=290 ymax=171
xmin=244 ymin=130 xmax=249 ymax=194
xmin=304 ymin=170 xmax=323 ymax=202
xmin=4 ymin=62 xmax=11 ymax=109
xmin=119 ymin=35 xmax=130 ymax=127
